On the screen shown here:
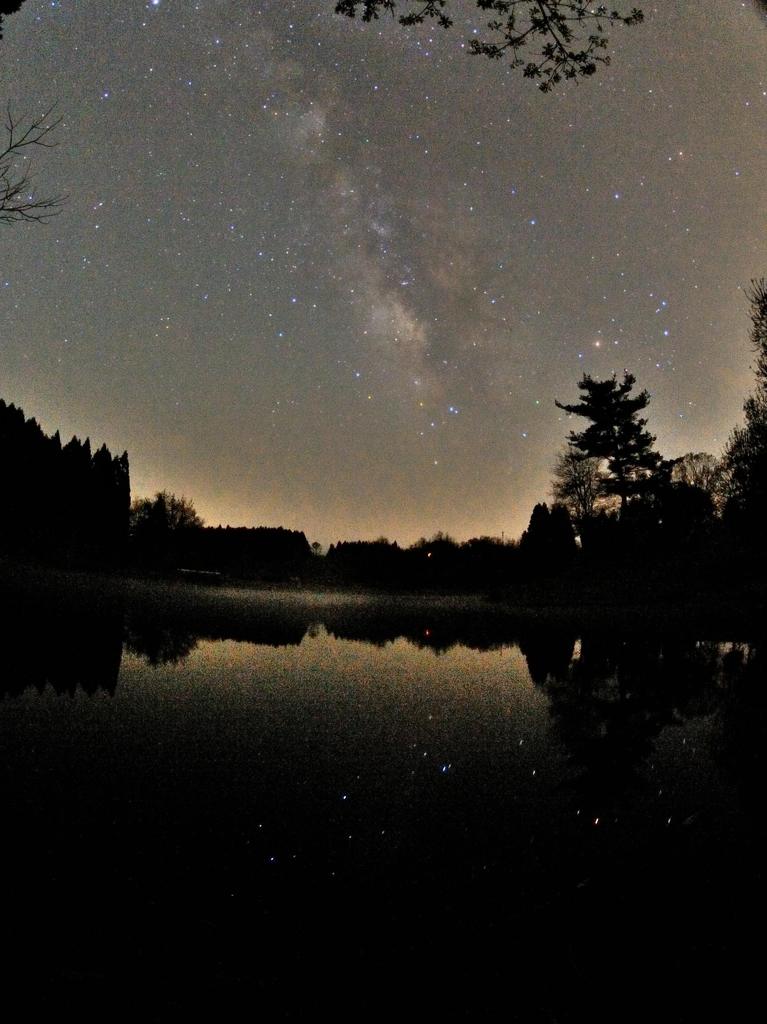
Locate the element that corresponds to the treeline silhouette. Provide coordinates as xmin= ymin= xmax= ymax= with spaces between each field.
xmin=0 ymin=398 xmax=129 ymax=566
xmin=0 ymin=397 xmax=546 ymax=589
xmin=132 ymin=515 xmax=312 ymax=581
xmin=3 ymin=355 xmax=767 ymax=593
xmin=325 ymin=533 xmax=526 ymax=590
xmin=0 ymin=400 xmax=316 ymax=580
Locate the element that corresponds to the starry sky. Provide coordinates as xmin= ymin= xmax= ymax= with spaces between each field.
xmin=2 ymin=1 xmax=767 ymax=545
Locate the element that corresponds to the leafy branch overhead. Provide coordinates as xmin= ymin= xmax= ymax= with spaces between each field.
xmin=2 ymin=1 xmax=642 ymax=90
xmin=335 ymin=1 xmax=644 ymax=90
xmin=0 ymin=2 xmax=24 ymax=40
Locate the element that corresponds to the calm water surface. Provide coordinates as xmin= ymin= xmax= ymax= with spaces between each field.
xmin=1 ymin=582 xmax=764 ymax=1019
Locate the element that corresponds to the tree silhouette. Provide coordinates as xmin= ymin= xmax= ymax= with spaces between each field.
xmin=0 ymin=105 xmax=65 ymax=225
xmin=3 ymin=3 xmax=645 ymax=88
xmin=723 ymin=279 xmax=767 ymax=541
xmin=130 ymin=491 xmax=204 ymax=567
xmin=1 ymin=2 xmax=647 ymax=91
xmin=0 ymin=398 xmax=129 ymax=564
xmin=132 ymin=487 xmax=203 ymax=552
xmin=671 ymin=452 xmax=725 ymax=514
xmin=520 ymin=501 xmax=576 ymax=571
xmin=0 ymin=2 xmax=24 ymax=40
xmin=555 ymin=373 xmax=664 ymax=512
xmin=551 ymin=445 xmax=609 ymax=527
xmin=335 ymin=1 xmax=643 ymax=90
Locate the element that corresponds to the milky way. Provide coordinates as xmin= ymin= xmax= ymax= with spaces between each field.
xmin=2 ymin=1 xmax=766 ymax=544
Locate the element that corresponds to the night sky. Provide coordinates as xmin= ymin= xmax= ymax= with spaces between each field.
xmin=2 ymin=1 xmax=767 ymax=545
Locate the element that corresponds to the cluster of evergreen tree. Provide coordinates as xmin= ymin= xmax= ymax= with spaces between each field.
xmin=0 ymin=399 xmax=130 ymax=565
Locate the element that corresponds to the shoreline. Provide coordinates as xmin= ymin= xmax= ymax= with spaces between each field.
xmin=2 ymin=559 xmax=765 ymax=638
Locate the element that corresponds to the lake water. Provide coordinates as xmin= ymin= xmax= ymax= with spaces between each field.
xmin=1 ymin=579 xmax=764 ymax=1019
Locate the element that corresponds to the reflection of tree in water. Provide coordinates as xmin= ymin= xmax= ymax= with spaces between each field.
xmin=517 ymin=629 xmax=576 ymax=686
xmin=712 ymin=643 xmax=767 ymax=817
xmin=324 ymin=609 xmax=531 ymax=653
xmin=125 ymin=620 xmax=199 ymax=666
xmin=0 ymin=601 xmax=123 ymax=698
xmin=522 ymin=631 xmax=725 ymax=814
xmin=516 ymin=635 xmax=765 ymax=1024
xmin=122 ymin=609 xmax=310 ymax=665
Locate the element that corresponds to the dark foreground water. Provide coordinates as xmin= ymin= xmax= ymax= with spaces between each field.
xmin=1 ymin=578 xmax=765 ymax=1020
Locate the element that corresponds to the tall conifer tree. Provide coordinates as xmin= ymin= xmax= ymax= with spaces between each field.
xmin=556 ymin=373 xmax=663 ymax=511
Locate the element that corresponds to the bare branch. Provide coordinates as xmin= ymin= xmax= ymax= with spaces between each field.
xmin=0 ymin=105 xmax=66 ymax=226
